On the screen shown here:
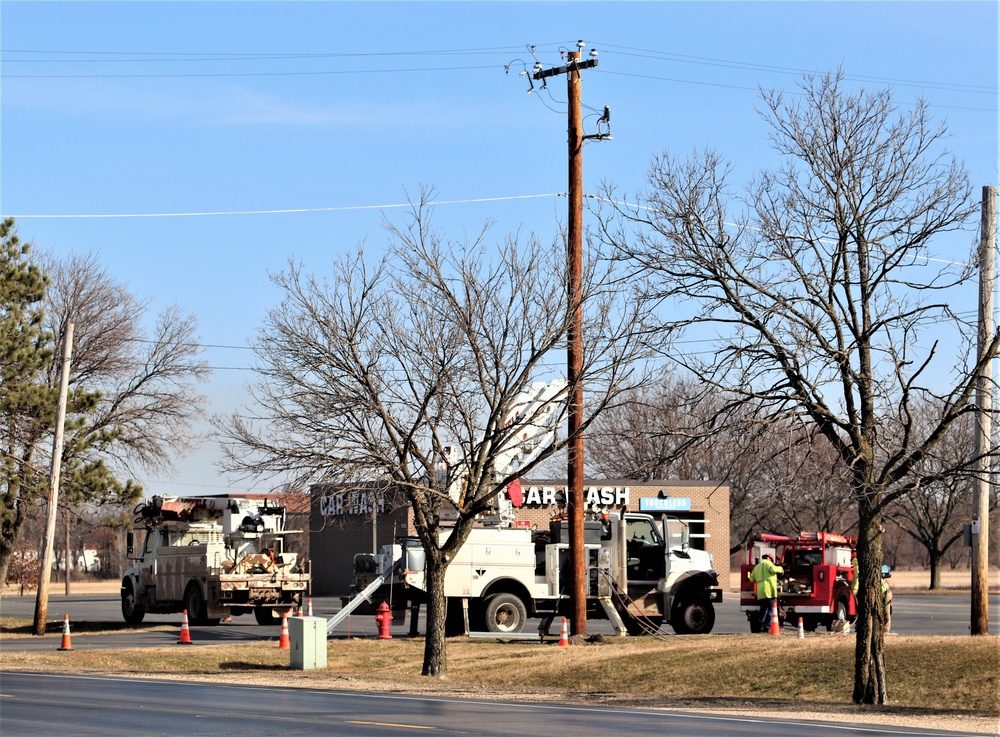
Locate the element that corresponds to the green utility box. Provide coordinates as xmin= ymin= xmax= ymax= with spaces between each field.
xmin=289 ymin=616 xmax=327 ymax=670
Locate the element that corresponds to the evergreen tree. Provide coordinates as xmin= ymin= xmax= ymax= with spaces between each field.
xmin=0 ymin=217 xmax=55 ymax=585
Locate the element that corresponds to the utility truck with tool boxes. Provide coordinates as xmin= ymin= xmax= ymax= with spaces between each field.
xmin=339 ymin=380 xmax=722 ymax=637
xmin=740 ymin=531 xmax=857 ymax=632
xmin=354 ymin=510 xmax=722 ymax=636
xmin=121 ymin=495 xmax=310 ymax=625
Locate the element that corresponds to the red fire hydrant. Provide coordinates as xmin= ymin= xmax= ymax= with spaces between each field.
xmin=375 ymin=601 xmax=393 ymax=639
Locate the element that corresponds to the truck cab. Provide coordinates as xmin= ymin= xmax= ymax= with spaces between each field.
xmin=613 ymin=513 xmax=722 ymax=635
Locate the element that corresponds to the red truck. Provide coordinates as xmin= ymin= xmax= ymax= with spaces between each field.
xmin=740 ymin=531 xmax=857 ymax=633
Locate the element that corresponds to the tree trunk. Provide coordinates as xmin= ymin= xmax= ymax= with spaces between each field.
xmin=0 ymin=496 xmax=29 ymax=592
xmin=421 ymin=552 xmax=449 ymax=678
xmin=853 ymin=504 xmax=889 ymax=704
xmin=928 ymin=545 xmax=942 ymax=590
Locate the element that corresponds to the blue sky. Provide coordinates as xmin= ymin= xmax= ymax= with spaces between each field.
xmin=3 ymin=1 xmax=997 ymax=495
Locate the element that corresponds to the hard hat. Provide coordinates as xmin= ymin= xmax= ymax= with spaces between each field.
xmin=762 ymin=553 xmax=772 ymax=560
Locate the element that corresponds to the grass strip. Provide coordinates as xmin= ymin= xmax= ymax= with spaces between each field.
xmin=1 ymin=633 xmax=995 ymax=716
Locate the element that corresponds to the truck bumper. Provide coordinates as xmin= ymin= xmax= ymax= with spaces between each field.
xmin=214 ymin=576 xmax=310 ymax=607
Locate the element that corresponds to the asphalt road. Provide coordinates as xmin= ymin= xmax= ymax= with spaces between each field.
xmin=1 ymin=591 xmax=995 ymax=652
xmin=0 ymin=671 xmax=986 ymax=737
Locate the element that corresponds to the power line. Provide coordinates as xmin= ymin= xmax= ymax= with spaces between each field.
xmin=4 ymin=40 xmax=990 ymax=108
xmin=591 ymin=42 xmax=995 ymax=95
xmin=596 ymin=69 xmax=996 ymax=114
xmin=9 ymin=193 xmax=564 ymax=220
xmin=2 ymin=63 xmax=502 ymax=80
xmin=1 ymin=44 xmax=551 ymax=61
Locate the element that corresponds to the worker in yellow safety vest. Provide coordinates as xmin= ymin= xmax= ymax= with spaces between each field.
xmin=748 ymin=553 xmax=784 ymax=632
xmin=851 ymin=550 xmax=859 ymax=595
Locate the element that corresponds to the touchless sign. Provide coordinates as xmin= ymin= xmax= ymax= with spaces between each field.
xmin=639 ymin=497 xmax=692 ymax=512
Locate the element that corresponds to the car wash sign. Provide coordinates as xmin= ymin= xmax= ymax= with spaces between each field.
xmin=522 ymin=485 xmax=628 ymax=508
xmin=639 ymin=497 xmax=691 ymax=512
xmin=319 ymin=490 xmax=386 ymax=517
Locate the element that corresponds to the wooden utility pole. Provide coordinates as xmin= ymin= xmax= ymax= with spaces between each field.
xmin=972 ymin=185 xmax=995 ymax=636
xmin=534 ymin=43 xmax=599 ymax=636
xmin=64 ymin=509 xmax=71 ymax=595
xmin=33 ymin=323 xmax=74 ymax=636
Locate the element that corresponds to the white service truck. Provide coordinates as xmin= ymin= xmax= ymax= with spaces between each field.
xmin=121 ymin=495 xmax=310 ymax=626
xmin=354 ymin=510 xmax=722 ymax=636
xmin=343 ymin=379 xmax=720 ymax=637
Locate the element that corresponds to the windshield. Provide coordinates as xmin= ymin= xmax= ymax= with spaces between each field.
xmin=626 ymin=518 xmax=663 ymax=547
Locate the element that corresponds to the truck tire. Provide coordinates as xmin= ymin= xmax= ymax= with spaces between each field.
xmin=445 ymin=598 xmax=467 ymax=637
xmin=829 ymin=599 xmax=849 ymax=632
xmin=254 ymin=606 xmax=277 ymax=625
xmin=121 ymin=579 xmax=145 ymax=625
xmin=672 ymin=599 xmax=716 ymax=635
xmin=484 ymin=593 xmax=527 ymax=634
xmin=185 ymin=583 xmax=221 ymax=626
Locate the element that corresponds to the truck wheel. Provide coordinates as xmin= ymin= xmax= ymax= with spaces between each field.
xmin=445 ymin=598 xmax=467 ymax=637
xmin=484 ymin=593 xmax=527 ymax=634
xmin=672 ymin=599 xmax=716 ymax=635
xmin=829 ymin=599 xmax=849 ymax=632
xmin=121 ymin=579 xmax=145 ymax=624
xmin=254 ymin=606 xmax=277 ymax=625
xmin=185 ymin=584 xmax=221 ymax=626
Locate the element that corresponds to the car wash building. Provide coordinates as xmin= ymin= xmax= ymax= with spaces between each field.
xmin=309 ymin=478 xmax=730 ymax=596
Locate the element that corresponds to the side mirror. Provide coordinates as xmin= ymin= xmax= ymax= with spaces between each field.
xmin=681 ymin=525 xmax=690 ymax=550
xmin=126 ymin=531 xmax=134 ymax=556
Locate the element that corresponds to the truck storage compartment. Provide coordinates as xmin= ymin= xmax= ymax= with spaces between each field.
xmin=548 ymin=520 xmax=604 ymax=545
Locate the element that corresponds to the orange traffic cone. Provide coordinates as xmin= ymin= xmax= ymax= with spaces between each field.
xmin=278 ymin=611 xmax=290 ymax=649
xmin=57 ymin=613 xmax=74 ymax=651
xmin=177 ymin=610 xmax=193 ymax=644
xmin=307 ymin=597 xmax=313 ymax=617
xmin=769 ymin=601 xmax=780 ymax=636
xmin=797 ymin=616 xmax=805 ymax=639
xmin=558 ymin=617 xmax=569 ymax=647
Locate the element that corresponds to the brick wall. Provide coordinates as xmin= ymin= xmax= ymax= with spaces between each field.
xmin=309 ymin=478 xmax=731 ymax=595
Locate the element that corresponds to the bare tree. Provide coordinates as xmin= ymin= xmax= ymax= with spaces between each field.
xmin=41 ymin=251 xmax=211 ymax=477
xmin=887 ymin=401 xmax=998 ymax=588
xmin=0 ymin=243 xmax=211 ymax=585
xmin=590 ymin=380 xmax=857 ymax=556
xmin=589 ymin=377 xmax=772 ymax=554
xmin=216 ymin=194 xmax=649 ymax=677
xmin=764 ymin=425 xmax=856 ymax=536
xmin=599 ymin=70 xmax=995 ymax=704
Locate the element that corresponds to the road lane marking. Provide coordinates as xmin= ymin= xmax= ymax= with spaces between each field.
xmin=347 ymin=720 xmax=433 ymax=730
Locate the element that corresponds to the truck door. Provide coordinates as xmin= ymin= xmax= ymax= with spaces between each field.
xmin=625 ymin=517 xmax=666 ymax=584
xmin=136 ymin=530 xmax=158 ymax=602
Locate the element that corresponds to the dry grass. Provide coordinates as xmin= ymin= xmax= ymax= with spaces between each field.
xmin=0 ymin=617 xmax=175 ymax=638
xmin=2 ymin=633 xmax=996 ymax=717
